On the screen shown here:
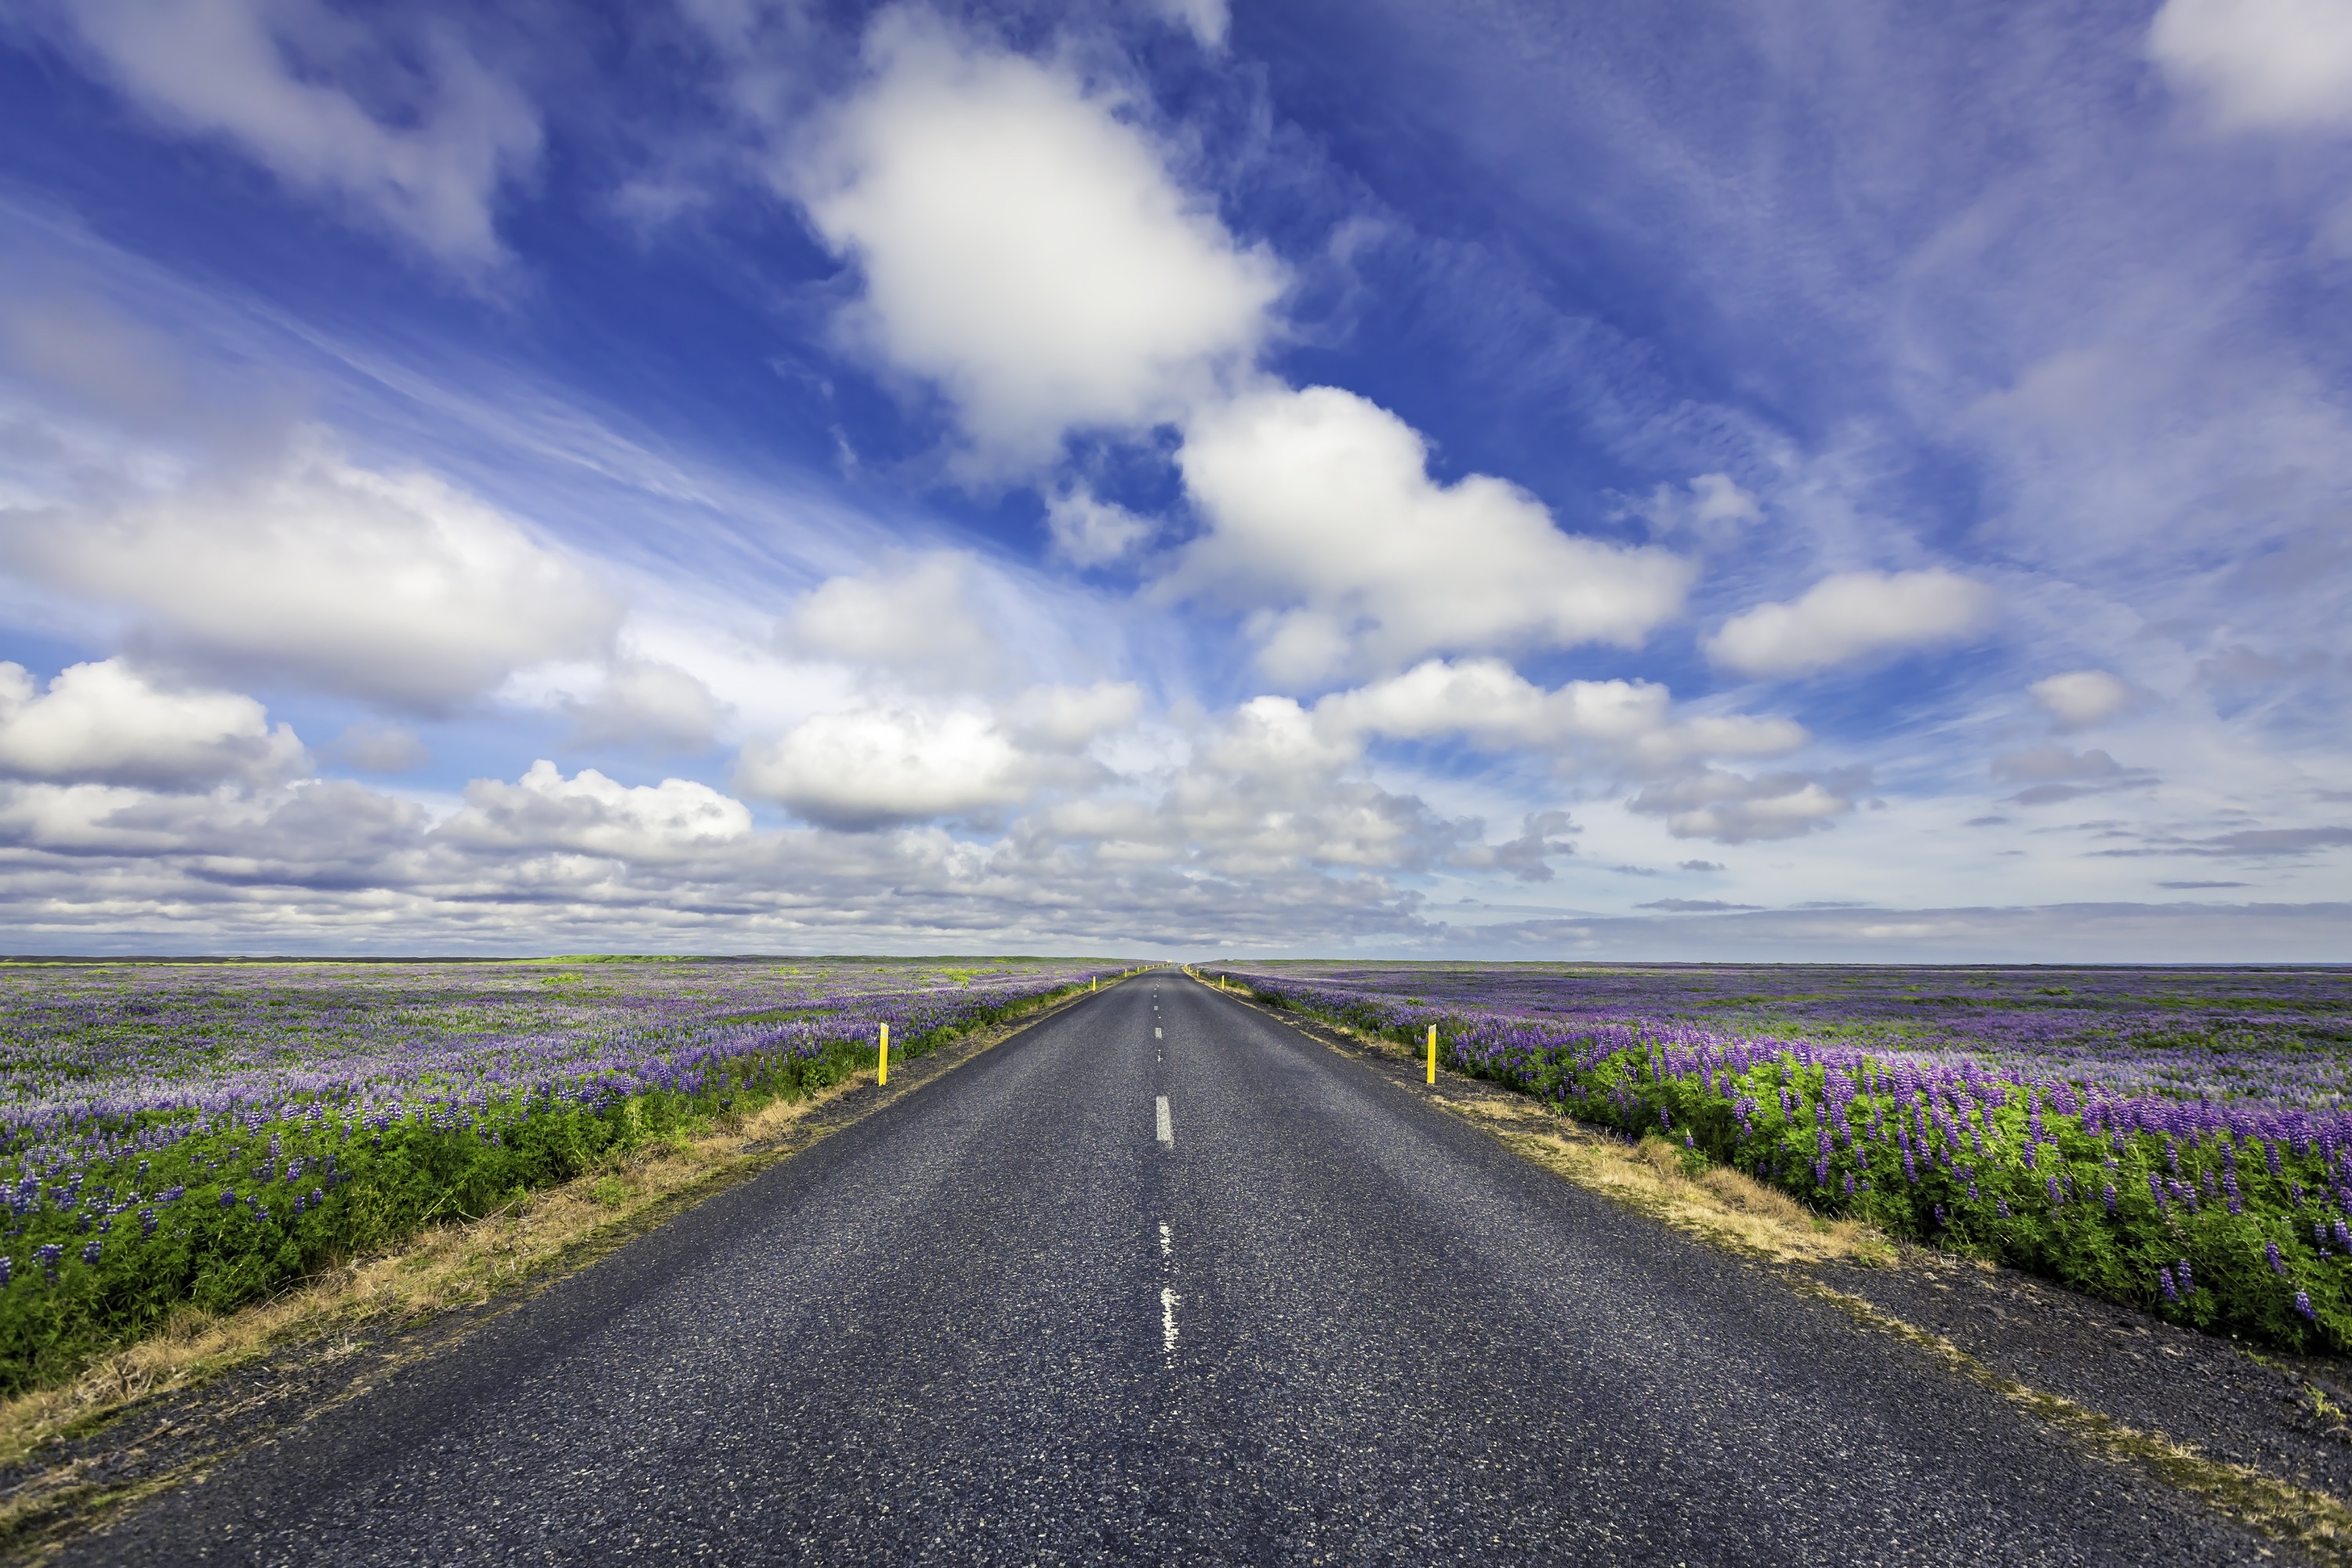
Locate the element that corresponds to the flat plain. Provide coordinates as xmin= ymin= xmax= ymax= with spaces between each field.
xmin=2 ymin=960 xmax=2348 ymax=1563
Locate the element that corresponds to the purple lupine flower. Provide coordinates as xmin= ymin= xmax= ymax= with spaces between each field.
xmin=81 ymin=1240 xmax=100 ymax=1265
xmin=1842 ymin=1173 xmax=1856 ymax=1196
xmin=2103 ymin=1184 xmax=2117 ymax=1214
xmin=218 ymin=1189 xmax=237 ymax=1208
xmin=2269 ymin=1242 xmax=2288 ymax=1276
xmin=1997 ymin=1199 xmax=2012 ymax=1218
xmin=2177 ymin=1259 xmax=2194 ymax=1295
xmin=2047 ymin=1175 xmax=2063 ymax=1207
xmin=140 ymin=1207 xmax=156 ymax=1237
xmin=2335 ymin=1218 xmax=2352 ymax=1252
xmin=2159 ymin=1265 xmax=2179 ymax=1301
xmin=2297 ymin=1291 xmax=2316 ymax=1321
xmin=1933 ymin=1203 xmax=1947 ymax=1228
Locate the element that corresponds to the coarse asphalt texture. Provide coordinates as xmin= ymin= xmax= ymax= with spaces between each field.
xmin=81 ymin=974 xmax=2278 ymax=1565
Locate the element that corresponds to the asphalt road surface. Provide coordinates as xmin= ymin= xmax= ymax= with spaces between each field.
xmin=85 ymin=973 xmax=2271 ymax=1565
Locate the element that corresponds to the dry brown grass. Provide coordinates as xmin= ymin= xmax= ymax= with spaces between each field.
xmin=1463 ymin=1100 xmax=1891 ymax=1266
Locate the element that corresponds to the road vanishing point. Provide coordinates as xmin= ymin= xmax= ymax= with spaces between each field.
xmin=85 ymin=973 xmax=2268 ymax=1564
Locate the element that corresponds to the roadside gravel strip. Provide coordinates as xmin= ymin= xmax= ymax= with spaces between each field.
xmin=72 ymin=974 xmax=2310 ymax=1563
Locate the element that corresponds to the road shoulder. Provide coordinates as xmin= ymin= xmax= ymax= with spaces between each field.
xmin=0 ymin=980 xmax=1127 ymax=1563
xmin=1198 ymin=976 xmax=2352 ymax=1566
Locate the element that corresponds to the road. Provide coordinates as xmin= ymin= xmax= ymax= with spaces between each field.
xmin=85 ymin=972 xmax=2270 ymax=1564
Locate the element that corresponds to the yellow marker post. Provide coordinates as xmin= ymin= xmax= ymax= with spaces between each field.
xmin=1427 ymin=1025 xmax=1438 ymax=1085
xmin=878 ymin=1022 xmax=890 ymax=1086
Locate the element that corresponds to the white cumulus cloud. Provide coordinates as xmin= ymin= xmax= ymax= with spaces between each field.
xmin=1044 ymin=485 xmax=1156 ymax=568
xmin=0 ymin=431 xmax=622 ymax=711
xmin=42 ymin=0 xmax=540 ymax=270
xmin=1628 ymin=768 xmax=1862 ymax=844
xmin=439 ymin=761 xmax=752 ymax=862
xmin=561 ymin=659 xmax=731 ymax=753
xmin=1169 ymin=386 xmax=1694 ymax=684
xmin=737 ymin=707 xmax=1053 ymax=829
xmin=0 ymin=658 xmax=304 ymax=789
xmin=1312 ymin=658 xmax=1805 ymax=772
xmin=736 ymin=680 xmax=1136 ymax=832
xmin=2030 ymin=669 xmax=2133 ymax=730
xmin=1704 ymin=568 xmax=1994 ymax=679
xmin=1637 ymin=471 xmax=1762 ymax=550
xmin=789 ymin=13 xmax=1283 ymax=470
xmin=781 ymin=551 xmax=1006 ymax=691
xmin=2149 ymin=0 xmax=2352 ymax=131
xmin=1004 ymin=681 xmax=1145 ymax=751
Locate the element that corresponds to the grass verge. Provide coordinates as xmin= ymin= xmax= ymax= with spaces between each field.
xmin=0 ymin=979 xmax=1112 ymax=1555
xmin=1199 ymin=973 xmax=2351 ymax=1565
xmin=1214 ymin=974 xmax=1892 ymax=1265
xmin=1200 ymin=965 xmax=2352 ymax=1355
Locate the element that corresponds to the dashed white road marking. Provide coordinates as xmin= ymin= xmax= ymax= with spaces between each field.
xmin=1160 ymin=1286 xmax=1180 ymax=1356
xmin=1159 ymin=1221 xmax=1172 ymax=1257
xmin=1155 ymin=1027 xmax=1163 ymax=1039
xmin=1156 ymin=1094 xmax=1173 ymax=1145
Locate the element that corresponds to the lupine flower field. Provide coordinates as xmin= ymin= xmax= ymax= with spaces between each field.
xmin=0 ymin=956 xmax=1122 ymax=1394
xmin=1201 ymin=962 xmax=2352 ymax=1354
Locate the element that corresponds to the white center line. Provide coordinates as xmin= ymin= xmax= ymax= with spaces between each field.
xmin=1160 ymin=1285 xmax=1180 ymax=1356
xmin=1156 ymin=1094 xmax=1173 ymax=1145
xmin=1159 ymin=1221 xmax=1172 ymax=1257
xmin=1155 ymin=1027 xmax=1163 ymax=1039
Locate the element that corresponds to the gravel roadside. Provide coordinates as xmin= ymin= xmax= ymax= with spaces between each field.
xmin=0 ymin=979 xmax=1121 ymax=1563
xmin=1250 ymin=980 xmax=2352 ymax=1561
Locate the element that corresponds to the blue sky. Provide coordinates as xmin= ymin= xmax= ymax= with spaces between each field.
xmin=0 ymin=0 xmax=2345 ymax=959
